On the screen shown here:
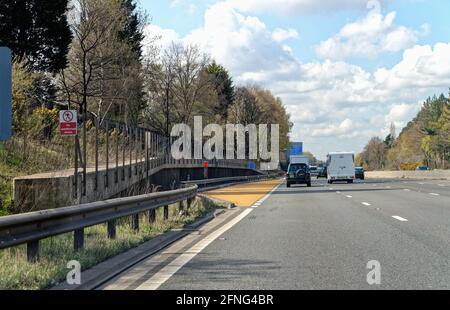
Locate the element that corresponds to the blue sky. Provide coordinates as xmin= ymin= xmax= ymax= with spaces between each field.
xmin=139 ymin=0 xmax=450 ymax=159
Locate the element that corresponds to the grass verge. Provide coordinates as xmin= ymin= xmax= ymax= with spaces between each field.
xmin=0 ymin=196 xmax=219 ymax=290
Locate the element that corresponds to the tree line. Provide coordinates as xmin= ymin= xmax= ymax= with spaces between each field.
xmin=357 ymin=92 xmax=450 ymax=170
xmin=0 ymin=0 xmax=292 ymax=156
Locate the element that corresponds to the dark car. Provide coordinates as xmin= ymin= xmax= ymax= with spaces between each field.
xmin=286 ymin=163 xmax=311 ymax=188
xmin=416 ymin=165 xmax=429 ymax=171
xmin=309 ymin=165 xmax=318 ymax=177
xmin=355 ymin=167 xmax=365 ymax=180
xmin=317 ymin=166 xmax=327 ymax=178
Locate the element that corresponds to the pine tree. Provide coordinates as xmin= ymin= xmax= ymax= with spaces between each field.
xmin=0 ymin=0 xmax=72 ymax=72
xmin=207 ymin=62 xmax=235 ymax=121
xmin=119 ymin=0 xmax=144 ymax=59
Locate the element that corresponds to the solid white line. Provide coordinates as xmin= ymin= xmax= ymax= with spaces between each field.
xmin=336 ymin=191 xmax=341 ymax=194
xmin=362 ymin=202 xmax=371 ymax=206
xmin=429 ymin=193 xmax=440 ymax=196
xmin=392 ymin=216 xmax=408 ymax=222
xmin=136 ymin=208 xmax=254 ymax=290
xmin=134 ymin=179 xmax=284 ymax=290
xmin=418 ymin=182 xmax=424 ymax=185
xmin=438 ymin=184 xmax=444 ymax=187
xmin=346 ymin=195 xmax=352 ymax=198
xmin=386 ymin=186 xmax=392 ymax=189
xmin=403 ymin=189 xmax=411 ymax=192
xmin=257 ymin=181 xmax=283 ymax=205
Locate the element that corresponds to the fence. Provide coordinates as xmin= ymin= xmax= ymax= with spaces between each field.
xmin=1 ymin=173 xmax=281 ymax=262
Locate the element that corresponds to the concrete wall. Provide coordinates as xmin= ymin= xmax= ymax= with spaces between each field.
xmin=366 ymin=170 xmax=450 ymax=180
xmin=13 ymin=160 xmax=261 ymax=213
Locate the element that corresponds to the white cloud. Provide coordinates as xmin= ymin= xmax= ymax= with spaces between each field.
xmin=385 ymin=103 xmax=421 ymax=126
xmin=182 ymin=2 xmax=298 ymax=80
xmin=312 ymin=119 xmax=354 ymax=137
xmin=375 ymin=43 xmax=450 ymax=89
xmin=272 ymin=28 xmax=299 ymax=42
xmin=316 ymin=2 xmax=420 ymax=60
xmin=142 ymin=1 xmax=449 ymax=159
xmin=143 ymin=24 xmax=179 ymax=54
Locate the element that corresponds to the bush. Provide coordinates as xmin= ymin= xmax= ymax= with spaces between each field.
xmin=400 ymin=162 xmax=421 ymax=171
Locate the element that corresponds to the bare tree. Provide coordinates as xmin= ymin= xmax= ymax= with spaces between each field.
xmin=143 ymin=43 xmax=213 ymax=133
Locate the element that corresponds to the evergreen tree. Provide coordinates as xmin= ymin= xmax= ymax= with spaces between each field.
xmin=207 ymin=62 xmax=235 ymax=121
xmin=0 ymin=0 xmax=72 ymax=72
xmin=119 ymin=0 xmax=144 ymax=59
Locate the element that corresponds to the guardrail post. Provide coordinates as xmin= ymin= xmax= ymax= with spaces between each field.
xmin=107 ymin=220 xmax=116 ymax=239
xmin=74 ymin=229 xmax=84 ymax=251
xmin=27 ymin=240 xmax=39 ymax=263
xmin=163 ymin=205 xmax=169 ymax=220
xmin=179 ymin=200 xmax=184 ymax=213
xmin=132 ymin=214 xmax=139 ymax=231
xmin=149 ymin=209 xmax=156 ymax=223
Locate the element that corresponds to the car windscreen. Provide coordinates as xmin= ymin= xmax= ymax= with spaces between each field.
xmin=355 ymin=168 xmax=363 ymax=172
xmin=288 ymin=164 xmax=308 ymax=173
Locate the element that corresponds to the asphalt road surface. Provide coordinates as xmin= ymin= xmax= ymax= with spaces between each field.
xmin=103 ymin=178 xmax=450 ymax=290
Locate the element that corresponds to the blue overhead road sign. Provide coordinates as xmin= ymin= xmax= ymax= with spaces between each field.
xmin=0 ymin=47 xmax=12 ymax=141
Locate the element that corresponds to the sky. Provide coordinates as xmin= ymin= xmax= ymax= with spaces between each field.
xmin=139 ymin=0 xmax=450 ymax=160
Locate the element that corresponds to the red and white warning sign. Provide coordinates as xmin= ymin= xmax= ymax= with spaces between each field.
xmin=59 ymin=110 xmax=77 ymax=136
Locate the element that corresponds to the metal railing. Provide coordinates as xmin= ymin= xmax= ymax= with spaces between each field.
xmin=0 ymin=172 xmax=282 ymax=262
xmin=0 ymin=186 xmax=197 ymax=262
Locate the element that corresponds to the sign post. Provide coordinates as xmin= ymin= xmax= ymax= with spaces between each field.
xmin=0 ymin=47 xmax=12 ymax=141
xmin=59 ymin=110 xmax=78 ymax=136
xmin=203 ymin=161 xmax=208 ymax=179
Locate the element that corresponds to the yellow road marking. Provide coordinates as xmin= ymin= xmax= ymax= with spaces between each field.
xmin=205 ymin=178 xmax=283 ymax=207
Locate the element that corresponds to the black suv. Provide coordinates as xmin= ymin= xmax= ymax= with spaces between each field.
xmin=355 ymin=167 xmax=365 ymax=180
xmin=286 ymin=163 xmax=311 ymax=188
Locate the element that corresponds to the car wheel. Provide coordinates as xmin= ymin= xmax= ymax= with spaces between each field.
xmin=307 ymin=182 xmax=312 ymax=187
xmin=287 ymin=183 xmax=291 ymax=188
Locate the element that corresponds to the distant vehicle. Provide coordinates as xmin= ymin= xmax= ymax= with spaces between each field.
xmin=416 ymin=165 xmax=429 ymax=171
xmin=317 ymin=166 xmax=327 ymax=179
xmin=286 ymin=163 xmax=311 ymax=188
xmin=355 ymin=167 xmax=365 ymax=180
xmin=309 ymin=165 xmax=318 ymax=177
xmin=326 ymin=152 xmax=355 ymax=184
xmin=290 ymin=155 xmax=309 ymax=165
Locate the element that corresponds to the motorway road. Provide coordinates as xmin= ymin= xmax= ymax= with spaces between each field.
xmin=102 ymin=178 xmax=450 ymax=290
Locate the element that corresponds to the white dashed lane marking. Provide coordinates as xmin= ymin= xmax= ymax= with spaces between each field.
xmin=346 ymin=195 xmax=352 ymax=198
xmin=392 ymin=216 xmax=408 ymax=222
xmin=362 ymin=202 xmax=371 ymax=206
xmin=429 ymin=193 xmax=440 ymax=196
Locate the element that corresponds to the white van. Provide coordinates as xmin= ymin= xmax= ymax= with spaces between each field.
xmin=290 ymin=155 xmax=309 ymax=166
xmin=326 ymin=152 xmax=355 ymax=184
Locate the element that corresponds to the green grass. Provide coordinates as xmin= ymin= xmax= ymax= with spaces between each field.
xmin=0 ymin=142 xmax=22 ymax=215
xmin=0 ymin=197 xmax=219 ymax=290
